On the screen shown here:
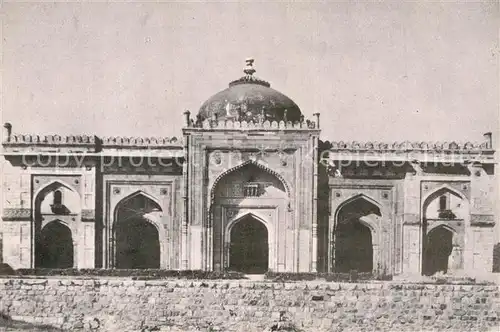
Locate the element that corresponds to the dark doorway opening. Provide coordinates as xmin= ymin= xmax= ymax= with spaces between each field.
xmin=423 ymin=227 xmax=453 ymax=275
xmin=229 ymin=216 xmax=268 ymax=274
xmin=115 ymin=218 xmax=160 ymax=269
xmin=37 ymin=221 xmax=74 ymax=268
xmin=334 ymin=219 xmax=373 ymax=273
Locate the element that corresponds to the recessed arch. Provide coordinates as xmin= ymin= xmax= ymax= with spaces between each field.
xmin=210 ymin=160 xmax=291 ymax=204
xmin=36 ymin=220 xmax=74 ymax=268
xmin=423 ymin=225 xmax=456 ymax=275
xmin=422 ymin=185 xmax=468 ymax=212
xmin=34 ymin=180 xmax=81 ymax=216
xmin=226 ymin=212 xmax=270 ymax=274
xmin=113 ymin=191 xmax=163 ymax=269
xmin=33 ymin=180 xmax=78 ymax=204
xmin=333 ymin=194 xmax=382 ymax=273
xmin=226 ymin=211 xmax=271 ymax=236
xmin=334 ymin=193 xmax=382 ymax=221
xmin=113 ymin=190 xmax=163 ymax=216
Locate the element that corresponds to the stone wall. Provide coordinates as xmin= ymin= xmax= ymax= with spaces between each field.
xmin=0 ymin=278 xmax=499 ymax=332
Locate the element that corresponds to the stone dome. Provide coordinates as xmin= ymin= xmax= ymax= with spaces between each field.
xmin=197 ymin=59 xmax=302 ymax=123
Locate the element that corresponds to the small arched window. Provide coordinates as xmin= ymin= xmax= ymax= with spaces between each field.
xmin=439 ymin=195 xmax=447 ymax=211
xmin=53 ymin=190 xmax=62 ymax=206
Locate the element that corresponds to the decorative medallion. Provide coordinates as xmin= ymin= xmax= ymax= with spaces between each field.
xmin=211 ymin=151 xmax=223 ymax=166
xmin=160 ymin=188 xmax=169 ymax=195
xmin=113 ymin=187 xmax=121 ymax=195
xmin=382 ymin=191 xmax=389 ymax=199
xmin=226 ymin=209 xmax=237 ymax=219
xmin=335 ymin=191 xmax=342 ymax=198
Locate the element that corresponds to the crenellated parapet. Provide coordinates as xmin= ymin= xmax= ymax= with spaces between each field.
xmin=5 ymin=133 xmax=96 ymax=146
xmin=326 ymin=140 xmax=492 ymax=152
xmin=2 ymin=123 xmax=184 ymax=156
xmin=183 ymin=117 xmax=319 ymax=131
xmin=323 ymin=134 xmax=496 ymax=166
xmin=100 ymin=136 xmax=183 ymax=148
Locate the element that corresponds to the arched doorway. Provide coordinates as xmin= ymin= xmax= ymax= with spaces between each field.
xmin=333 ymin=195 xmax=380 ymax=273
xmin=114 ymin=193 xmax=162 ymax=269
xmin=423 ymin=226 xmax=453 ymax=275
xmin=229 ymin=215 xmax=269 ymax=273
xmin=38 ymin=221 xmax=73 ymax=268
xmin=212 ymin=161 xmax=287 ymax=272
xmin=335 ymin=220 xmax=373 ymax=272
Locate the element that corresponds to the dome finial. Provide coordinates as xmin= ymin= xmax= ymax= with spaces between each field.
xmin=244 ymin=58 xmax=256 ymax=76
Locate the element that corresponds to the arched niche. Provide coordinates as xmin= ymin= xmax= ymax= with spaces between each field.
xmin=35 ymin=181 xmax=81 ymax=216
xmin=421 ymin=186 xmax=468 ymax=275
xmin=213 ymin=162 xmax=287 ymax=200
xmin=113 ymin=191 xmax=164 ymax=269
xmin=423 ymin=186 xmax=467 ymax=221
xmin=333 ymin=194 xmax=381 ymax=273
xmin=36 ymin=220 xmax=74 ymax=268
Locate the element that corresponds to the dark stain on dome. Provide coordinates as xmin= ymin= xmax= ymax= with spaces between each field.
xmin=197 ymin=59 xmax=302 ymax=123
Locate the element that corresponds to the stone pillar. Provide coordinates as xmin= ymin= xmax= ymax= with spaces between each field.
xmin=78 ymin=222 xmax=95 ymax=268
xmin=189 ymin=225 xmax=203 ymax=270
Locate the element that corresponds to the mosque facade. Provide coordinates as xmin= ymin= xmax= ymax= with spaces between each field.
xmin=1 ymin=60 xmax=497 ymax=276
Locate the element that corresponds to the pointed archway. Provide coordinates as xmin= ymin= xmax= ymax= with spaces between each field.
xmin=228 ymin=215 xmax=269 ymax=273
xmin=421 ymin=186 xmax=466 ymax=275
xmin=211 ymin=162 xmax=286 ymax=272
xmin=114 ymin=192 xmax=162 ymax=269
xmin=423 ymin=226 xmax=454 ymax=275
xmin=33 ymin=181 xmax=80 ymax=268
xmin=333 ymin=195 xmax=380 ymax=273
xmin=335 ymin=220 xmax=373 ymax=272
xmin=37 ymin=221 xmax=74 ymax=268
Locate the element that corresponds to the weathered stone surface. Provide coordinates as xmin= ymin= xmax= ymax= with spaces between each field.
xmin=0 ymin=278 xmax=498 ymax=331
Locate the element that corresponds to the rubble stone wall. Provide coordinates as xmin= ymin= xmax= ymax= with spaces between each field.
xmin=0 ymin=278 xmax=499 ymax=332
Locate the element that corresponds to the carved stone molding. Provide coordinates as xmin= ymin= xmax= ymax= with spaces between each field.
xmin=2 ymin=208 xmax=31 ymax=221
xmin=470 ymin=214 xmax=495 ymax=226
xmin=81 ymin=209 xmax=95 ymax=221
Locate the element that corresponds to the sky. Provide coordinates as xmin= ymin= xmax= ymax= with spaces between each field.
xmin=1 ymin=1 xmax=498 ymax=143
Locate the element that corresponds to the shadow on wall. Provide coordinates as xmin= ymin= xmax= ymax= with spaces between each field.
xmin=493 ymin=243 xmax=500 ymax=273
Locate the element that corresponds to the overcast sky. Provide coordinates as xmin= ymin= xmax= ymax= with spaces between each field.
xmin=1 ymin=1 xmax=498 ymax=143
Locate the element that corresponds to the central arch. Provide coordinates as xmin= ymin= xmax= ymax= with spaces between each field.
xmin=211 ymin=161 xmax=286 ymax=272
xmin=228 ymin=214 xmax=269 ymax=273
